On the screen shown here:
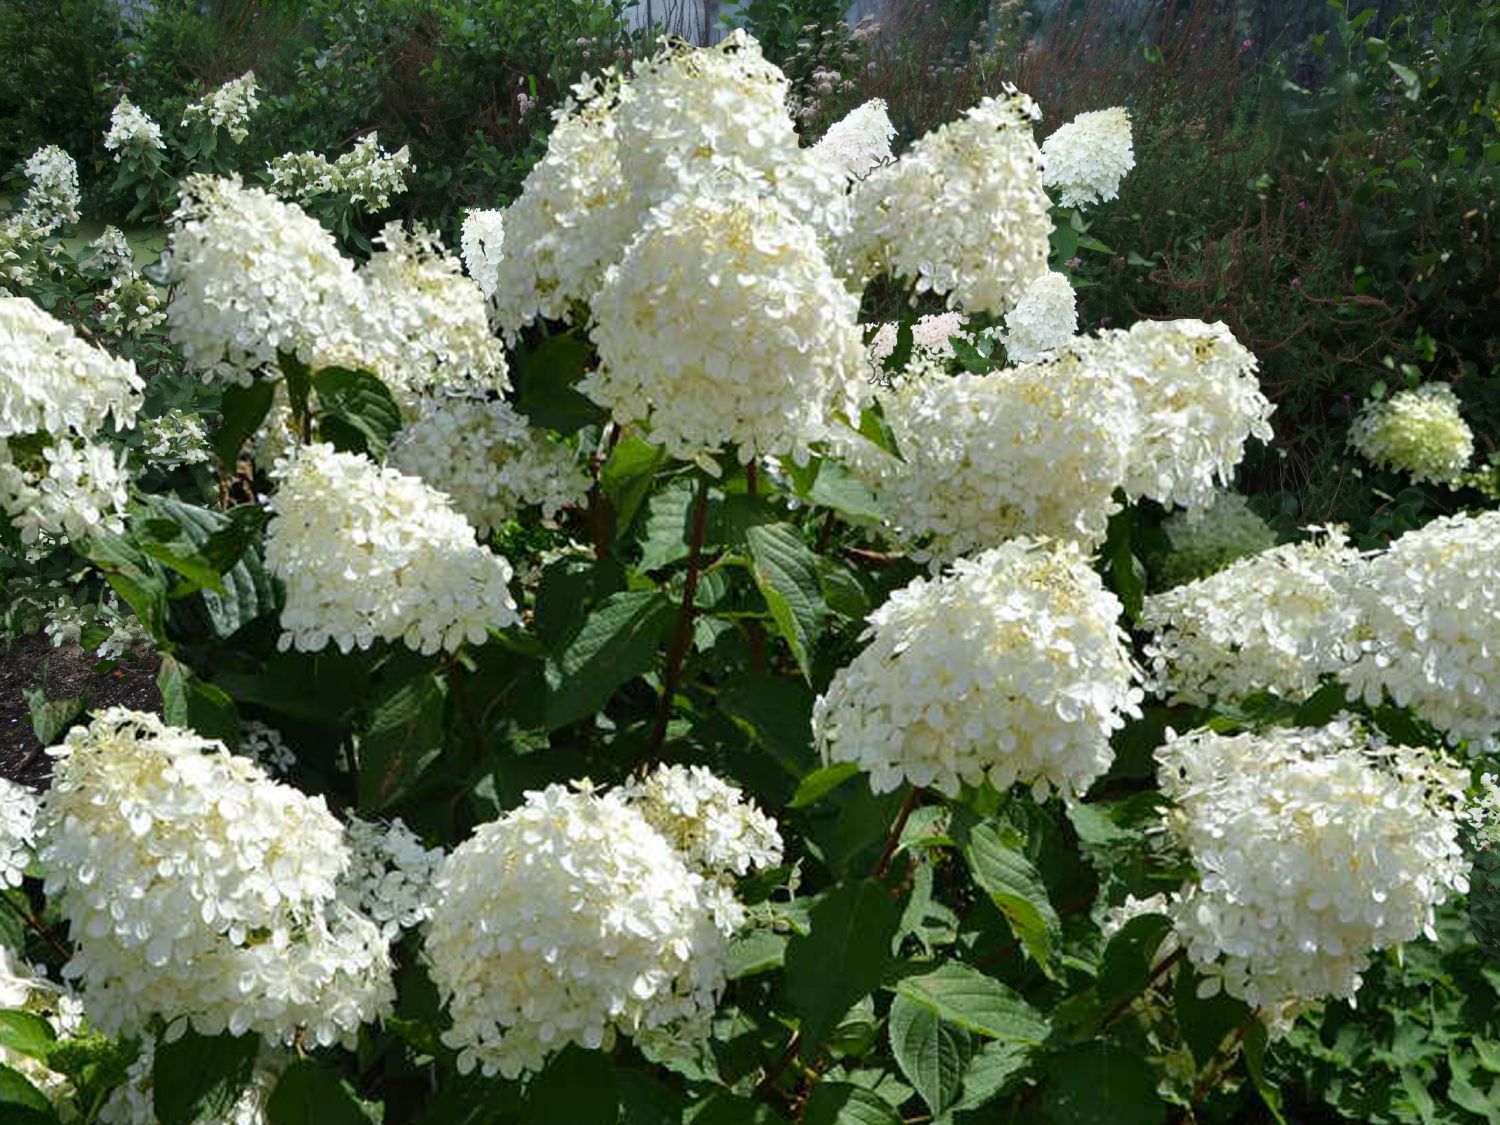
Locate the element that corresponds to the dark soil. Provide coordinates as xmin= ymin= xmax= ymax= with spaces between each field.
xmin=0 ymin=633 xmax=161 ymax=788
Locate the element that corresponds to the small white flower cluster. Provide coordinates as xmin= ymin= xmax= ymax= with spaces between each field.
xmin=844 ymin=352 xmax=1137 ymax=557
xmin=1091 ymin=318 xmax=1274 ymax=511
xmin=340 ymin=816 xmax=445 ymax=941
xmin=351 ymin=223 xmax=510 ymax=405
xmin=163 ymin=176 xmax=367 ymax=383
xmin=866 ymin=311 xmax=966 ymax=369
xmin=426 ymin=772 xmax=779 ymax=1078
xmin=388 ymin=394 xmax=588 ymax=533
xmin=1157 ymin=722 xmax=1472 ymax=1009
xmin=42 ymin=591 xmax=147 ymax=658
xmin=459 ymin=209 xmax=505 ymax=297
xmin=814 ymin=538 xmax=1143 ymax=799
xmin=87 ymin=227 xmax=135 ymax=275
xmin=809 ymin=98 xmax=897 ymax=182
xmin=265 ymin=442 xmax=518 ymax=655
xmin=844 ymin=90 xmax=1051 ymax=315
xmin=38 ymin=708 xmax=395 ymax=1046
xmin=181 ymin=71 xmax=259 ymax=142
xmin=20 ymin=146 xmax=81 ymax=232
xmin=1142 ymin=530 xmax=1362 ymax=706
xmin=96 ymin=272 xmax=166 ymax=337
xmin=0 ymin=947 xmax=83 ymax=1103
xmin=1041 ymin=107 xmax=1135 ymax=209
xmin=139 ymin=408 xmax=211 ymax=466
xmin=0 ymin=297 xmax=142 ymax=437
xmin=0 ymin=775 xmax=38 ymax=887
xmin=1348 ymin=383 xmax=1473 ymax=486
xmin=623 ymin=764 xmax=783 ymax=883
xmin=587 ymin=184 xmax=864 ymax=466
xmin=103 ymin=96 xmax=165 ymax=159
xmin=487 ymin=76 xmax=632 ymax=333
xmin=240 ymin=721 xmax=295 ymax=775
xmin=1341 ymin=509 xmax=1500 ymax=749
xmin=1157 ymin=491 xmax=1278 ymax=587
xmin=267 ymin=133 xmax=412 ymax=212
xmin=0 ymin=435 xmax=130 ymax=546
xmin=999 ymin=271 xmax=1078 ymax=362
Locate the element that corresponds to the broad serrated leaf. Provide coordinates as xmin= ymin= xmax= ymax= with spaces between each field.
xmin=1174 ymin=964 xmax=1251 ymax=1069
xmin=1039 ymin=1043 xmax=1165 ymax=1125
xmin=789 ymin=762 xmax=860 ymax=807
xmin=513 ymin=332 xmax=606 ymax=433
xmin=214 ymin=379 xmax=275 ymax=468
xmin=600 ymin=437 xmax=669 ymax=539
xmin=82 ymin=528 xmax=167 ymax=641
xmin=1103 ymin=508 xmax=1145 ymax=622
xmin=1096 ymin=914 xmax=1174 ymax=1013
xmin=784 ymin=881 xmax=901 ymax=1053
xmin=726 ymin=928 xmax=787 ymax=980
xmin=0 ymin=1063 xmax=54 ymax=1117
xmin=157 ymin=654 xmax=239 ymax=744
xmin=152 ymin=1028 xmax=260 ymax=1125
xmin=802 ymin=460 xmax=882 ymax=522
xmin=954 ymin=1041 xmax=1031 ymax=1112
xmin=893 ymin=964 xmax=1049 ymax=1045
xmin=544 ymin=590 xmax=675 ymax=729
xmin=24 ymin=690 xmax=85 ymax=747
xmin=958 ymin=821 xmax=1060 ymax=970
xmin=0 ymin=1012 xmax=56 ymax=1061
xmin=803 ymin=1082 xmax=903 ymax=1125
xmin=312 ymin=366 xmax=403 ymax=459
xmin=889 ymin=994 xmax=971 ymax=1115
xmin=150 ymin=498 xmax=276 ymax=639
xmin=358 ymin=671 xmax=447 ymax=810
xmin=745 ymin=523 xmax=826 ymax=681
xmin=637 ymin=478 xmax=697 ymax=571
xmin=265 ymin=1060 xmax=374 ymax=1125
xmin=522 ymin=1046 xmax=619 ymax=1125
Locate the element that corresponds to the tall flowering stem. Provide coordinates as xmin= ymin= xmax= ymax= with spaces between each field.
xmin=652 ymin=473 xmax=712 ymax=751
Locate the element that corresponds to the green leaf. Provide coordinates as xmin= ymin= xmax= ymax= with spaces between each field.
xmin=1103 ymin=508 xmax=1145 ymax=622
xmin=954 ymin=1041 xmax=1031 ymax=1112
xmin=24 ymin=689 xmax=85 ymax=747
xmin=600 ymin=437 xmax=668 ymax=539
xmin=1243 ymin=1020 xmax=1287 ymax=1124
xmin=0 ymin=1063 xmax=55 ymax=1118
xmin=892 ymin=964 xmax=1050 ymax=1045
xmin=359 ymin=671 xmax=447 ymax=810
xmin=804 ymin=1082 xmax=903 ymax=1125
xmin=214 ymin=380 xmax=275 ymax=468
xmin=802 ymin=460 xmax=882 ymax=522
xmin=1039 ymin=1043 xmax=1165 ymax=1125
xmin=82 ymin=528 xmax=167 ymax=641
xmin=855 ymin=405 xmax=902 ymax=460
xmin=638 ymin=478 xmax=697 ymax=571
xmin=1096 ymin=914 xmax=1173 ymax=1013
xmin=789 ymin=762 xmax=860 ymax=808
xmin=949 ymin=335 xmax=990 ymax=375
xmin=544 ymin=590 xmax=675 ymax=729
xmin=745 ymin=524 xmax=826 ymax=681
xmin=522 ymin=1046 xmax=618 ymax=1125
xmin=783 ymin=881 xmax=902 ymax=1053
xmin=0 ymin=1012 xmax=56 ymax=1061
xmin=149 ymin=499 xmax=276 ymax=639
xmin=312 ymin=367 xmax=403 ymax=459
xmin=265 ymin=1060 xmax=374 ymax=1125
xmin=688 ymin=1092 xmax=786 ymax=1125
xmin=279 ymin=352 xmax=313 ymax=434
xmin=157 ymin=655 xmax=239 ymax=744
xmin=958 ymin=820 xmax=1061 ymax=970
xmin=514 ymin=332 xmax=607 ymax=433
xmin=1174 ymin=965 xmax=1251 ymax=1069
xmin=152 ymin=1028 xmax=260 ymax=1125
xmin=889 ymin=994 xmax=971 ymax=1115
xmin=726 ymin=929 xmax=787 ymax=980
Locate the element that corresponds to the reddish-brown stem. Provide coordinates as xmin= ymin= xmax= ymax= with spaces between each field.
xmin=0 ymin=893 xmax=71 ymax=961
xmin=871 ymin=787 xmax=922 ymax=880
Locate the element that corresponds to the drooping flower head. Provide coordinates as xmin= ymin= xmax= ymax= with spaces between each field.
xmin=1157 ymin=721 xmax=1472 ymax=1009
xmin=1348 ymin=382 xmax=1473 ymax=486
xmin=810 ymin=98 xmax=897 ymax=182
xmin=181 ymin=71 xmax=259 ymax=142
xmin=1156 ymin=491 xmax=1278 ymax=587
xmin=814 ymin=538 xmax=1144 ymax=798
xmin=38 ymin=708 xmax=394 ymax=1046
xmin=265 ymin=443 xmax=518 ymax=655
xmin=459 ymin=209 xmax=505 ymax=297
xmin=999 ymin=270 xmax=1078 ymax=362
xmin=0 ymin=297 xmax=142 ymax=438
xmin=1041 ymin=106 xmax=1135 ymax=208
xmin=20 ymin=146 xmax=81 ymax=232
xmin=103 ymin=97 xmax=165 ymax=159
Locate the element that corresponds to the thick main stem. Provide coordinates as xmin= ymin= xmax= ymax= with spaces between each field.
xmin=651 ymin=475 xmax=711 ymax=751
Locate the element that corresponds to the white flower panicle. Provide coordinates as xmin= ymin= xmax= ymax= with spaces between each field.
xmin=1000 ymin=271 xmax=1078 ymax=362
xmin=0 ymin=297 xmax=143 ymax=437
xmin=87 ymin=227 xmax=135 ymax=275
xmin=867 ymin=311 xmax=966 ymax=369
xmin=38 ymin=708 xmax=394 ymax=1046
xmin=0 ymin=435 xmax=130 ymax=546
xmin=388 ymin=394 xmax=588 ymax=534
xmin=844 ymin=353 xmax=1138 ymax=557
xmin=267 ymin=133 xmax=412 ymax=212
xmin=459 ymin=209 xmax=505 ymax=297
xmin=844 ymin=90 xmax=1051 ymax=315
xmin=140 ymin=408 xmax=211 ymax=466
xmin=0 ymin=948 xmax=83 ymax=1104
xmin=623 ymin=764 xmax=783 ymax=882
xmin=1341 ymin=509 xmax=1500 ymax=749
xmin=0 ymin=775 xmax=38 ymax=887
xmin=1157 ymin=491 xmax=1278 ymax=587
xmin=21 ymin=146 xmax=81 ymax=232
xmin=266 ymin=443 xmax=518 ymax=655
xmin=104 ymin=97 xmax=165 ymax=158
xmin=425 ymin=783 xmax=738 ymax=1079
xmin=1142 ymin=530 xmax=1362 ymax=706
xmin=587 ymin=184 xmax=864 ymax=466
xmin=163 ymin=177 xmax=366 ymax=383
xmin=488 ymin=76 xmax=631 ymax=333
xmin=814 ymin=539 xmax=1144 ymax=799
xmin=1041 ymin=106 xmax=1135 ymax=208
xmin=97 ymin=272 xmax=166 ymax=337
xmin=181 ymin=71 xmax=259 ymax=142
xmin=341 ymin=816 xmax=445 ymax=941
xmin=1348 ymin=383 xmax=1473 ymax=485
xmin=810 ymin=98 xmax=897 ymax=182
xmin=1157 ymin=722 xmax=1472 ymax=1009
xmin=350 ymin=222 xmax=510 ymax=403
xmin=1088 ymin=319 xmax=1273 ymax=511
